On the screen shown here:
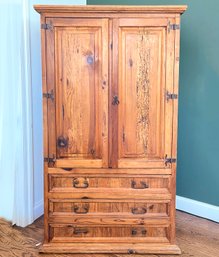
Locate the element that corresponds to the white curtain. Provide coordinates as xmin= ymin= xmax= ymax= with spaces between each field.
xmin=0 ymin=0 xmax=34 ymax=226
xmin=0 ymin=0 xmax=86 ymax=227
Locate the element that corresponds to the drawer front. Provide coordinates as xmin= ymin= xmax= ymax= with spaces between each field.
xmin=49 ymin=200 xmax=169 ymax=217
xmin=49 ymin=174 xmax=170 ymax=191
xmin=49 ymin=224 xmax=170 ymax=243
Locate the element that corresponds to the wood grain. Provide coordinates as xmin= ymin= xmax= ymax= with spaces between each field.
xmin=170 ymin=15 xmax=181 ymax=244
xmin=48 ymin=215 xmax=170 ymax=225
xmin=117 ymin=19 xmax=167 ymax=169
xmin=36 ymin=5 xmax=187 ymax=254
xmin=165 ymin=17 xmax=176 ymax=244
xmin=49 ymin=174 xmax=170 ymax=190
xmin=47 ymin=189 xmax=171 ymax=200
xmin=52 ymin=18 xmax=109 ymax=168
xmin=48 ymin=167 xmax=172 ymax=175
xmin=49 ymin=200 xmax=169 ymax=217
xmin=34 ymin=5 xmax=187 ymax=14
xmin=1 ymin=211 xmax=219 ymax=256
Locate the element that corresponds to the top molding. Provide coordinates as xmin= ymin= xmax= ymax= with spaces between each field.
xmin=34 ymin=5 xmax=187 ymax=15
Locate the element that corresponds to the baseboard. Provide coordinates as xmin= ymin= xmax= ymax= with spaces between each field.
xmin=176 ymin=195 xmax=219 ymax=223
xmin=34 ymin=200 xmax=44 ymax=220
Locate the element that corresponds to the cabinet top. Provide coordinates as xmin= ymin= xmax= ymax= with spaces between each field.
xmin=34 ymin=5 xmax=187 ymax=15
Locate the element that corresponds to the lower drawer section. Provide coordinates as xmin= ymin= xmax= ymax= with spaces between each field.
xmin=49 ymin=199 xmax=170 ymax=217
xmin=49 ymin=224 xmax=170 ymax=243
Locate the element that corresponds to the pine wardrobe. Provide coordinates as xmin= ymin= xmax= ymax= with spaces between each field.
xmin=34 ymin=5 xmax=187 ymax=254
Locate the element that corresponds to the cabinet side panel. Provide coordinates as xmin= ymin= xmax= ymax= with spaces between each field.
xmin=40 ymin=14 xmax=49 ymax=243
xmin=170 ymin=15 xmax=181 ymax=244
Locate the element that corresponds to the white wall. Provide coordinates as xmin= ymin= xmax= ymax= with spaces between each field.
xmin=30 ymin=0 xmax=86 ymax=219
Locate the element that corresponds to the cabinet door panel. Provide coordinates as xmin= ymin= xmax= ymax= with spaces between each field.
xmin=46 ymin=18 xmax=108 ymax=168
xmin=112 ymin=18 xmax=175 ymax=168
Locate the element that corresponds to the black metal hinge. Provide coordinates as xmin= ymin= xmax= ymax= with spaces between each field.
xmin=41 ymin=23 xmax=53 ymax=30
xmin=168 ymin=22 xmax=180 ymax=32
xmin=43 ymin=89 xmax=54 ymax=101
xmin=165 ymin=155 xmax=177 ymax=166
xmin=110 ymin=42 xmax=113 ymax=50
xmin=170 ymin=24 xmax=180 ymax=30
xmin=166 ymin=91 xmax=178 ymax=101
xmin=44 ymin=155 xmax=56 ymax=165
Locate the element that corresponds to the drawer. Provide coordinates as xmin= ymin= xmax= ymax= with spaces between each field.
xmin=49 ymin=174 xmax=170 ymax=191
xmin=49 ymin=224 xmax=170 ymax=243
xmin=48 ymin=174 xmax=171 ymax=199
xmin=49 ymin=199 xmax=170 ymax=218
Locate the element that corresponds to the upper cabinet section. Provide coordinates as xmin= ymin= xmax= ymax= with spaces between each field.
xmin=36 ymin=5 xmax=187 ymax=169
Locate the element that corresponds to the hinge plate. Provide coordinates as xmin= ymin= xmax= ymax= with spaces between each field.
xmin=44 ymin=155 xmax=56 ymax=165
xmin=168 ymin=22 xmax=180 ymax=33
xmin=43 ymin=89 xmax=54 ymax=101
xmin=41 ymin=23 xmax=53 ymax=30
xmin=165 ymin=155 xmax=177 ymax=166
xmin=166 ymin=91 xmax=178 ymax=101
xmin=170 ymin=24 xmax=180 ymax=30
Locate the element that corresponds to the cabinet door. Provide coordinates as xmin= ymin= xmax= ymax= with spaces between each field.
xmin=110 ymin=18 xmax=175 ymax=168
xmin=46 ymin=18 xmax=108 ymax=168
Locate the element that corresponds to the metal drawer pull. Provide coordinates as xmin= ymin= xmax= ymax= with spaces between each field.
xmin=141 ymin=229 xmax=147 ymax=235
xmin=128 ymin=249 xmax=136 ymax=254
xmin=131 ymin=207 xmax=147 ymax=215
xmin=131 ymin=229 xmax=137 ymax=236
xmin=62 ymin=168 xmax=72 ymax=171
xmin=73 ymin=228 xmax=88 ymax=235
xmin=73 ymin=204 xmax=89 ymax=214
xmin=73 ymin=178 xmax=89 ymax=188
xmin=131 ymin=228 xmax=147 ymax=236
xmin=131 ymin=180 xmax=149 ymax=189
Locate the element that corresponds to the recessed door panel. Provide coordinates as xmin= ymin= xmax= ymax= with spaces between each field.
xmin=46 ymin=18 xmax=108 ymax=168
xmin=113 ymin=18 xmax=175 ymax=168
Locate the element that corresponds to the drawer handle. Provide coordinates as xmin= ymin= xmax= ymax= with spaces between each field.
xmin=73 ymin=204 xmax=89 ymax=214
xmin=131 ymin=207 xmax=147 ymax=215
xmin=128 ymin=249 xmax=136 ymax=254
xmin=131 ymin=180 xmax=149 ymax=189
xmin=131 ymin=228 xmax=147 ymax=236
xmin=73 ymin=178 xmax=89 ymax=188
xmin=73 ymin=228 xmax=88 ymax=235
xmin=131 ymin=229 xmax=137 ymax=236
xmin=62 ymin=168 xmax=72 ymax=171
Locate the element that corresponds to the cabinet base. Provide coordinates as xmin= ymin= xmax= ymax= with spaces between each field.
xmin=40 ymin=243 xmax=181 ymax=254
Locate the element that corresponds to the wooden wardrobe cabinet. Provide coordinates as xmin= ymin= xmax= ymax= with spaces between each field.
xmin=34 ymin=5 xmax=187 ymax=254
